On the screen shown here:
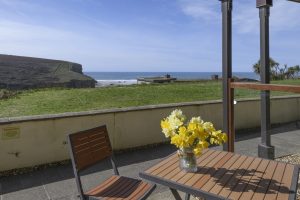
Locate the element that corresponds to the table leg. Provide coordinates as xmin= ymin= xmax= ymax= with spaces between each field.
xmin=185 ymin=193 xmax=190 ymax=200
xmin=170 ymin=188 xmax=182 ymax=200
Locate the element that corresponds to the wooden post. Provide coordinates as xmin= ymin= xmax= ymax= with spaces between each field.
xmin=228 ymin=78 xmax=235 ymax=152
xmin=257 ymin=0 xmax=274 ymax=159
xmin=220 ymin=0 xmax=234 ymax=152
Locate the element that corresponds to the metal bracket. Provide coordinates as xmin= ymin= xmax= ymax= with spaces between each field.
xmin=228 ymin=0 xmax=232 ymax=11
xmin=219 ymin=0 xmax=232 ymax=11
xmin=256 ymin=0 xmax=273 ymax=8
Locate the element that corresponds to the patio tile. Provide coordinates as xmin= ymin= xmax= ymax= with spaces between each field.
xmin=41 ymin=167 xmax=63 ymax=184
xmin=56 ymin=164 xmax=74 ymax=179
xmin=147 ymin=189 xmax=200 ymax=200
xmin=0 ymin=176 xmax=22 ymax=194
xmin=51 ymin=193 xmax=80 ymax=200
xmin=19 ymin=170 xmax=44 ymax=188
xmin=2 ymin=186 xmax=49 ymax=200
xmin=43 ymin=178 xmax=77 ymax=200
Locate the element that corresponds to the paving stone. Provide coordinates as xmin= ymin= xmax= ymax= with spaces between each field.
xmin=51 ymin=193 xmax=80 ymax=200
xmin=19 ymin=170 xmax=44 ymax=189
xmin=44 ymin=179 xmax=78 ymax=200
xmin=2 ymin=186 xmax=49 ymax=200
xmin=0 ymin=176 xmax=22 ymax=195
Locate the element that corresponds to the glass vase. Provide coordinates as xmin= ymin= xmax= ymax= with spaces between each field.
xmin=178 ymin=147 xmax=198 ymax=172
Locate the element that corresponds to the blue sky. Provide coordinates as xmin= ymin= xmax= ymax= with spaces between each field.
xmin=0 ymin=0 xmax=300 ymax=72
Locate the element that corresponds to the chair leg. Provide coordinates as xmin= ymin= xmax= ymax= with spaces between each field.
xmin=185 ymin=193 xmax=190 ymax=200
xmin=170 ymin=188 xmax=182 ymax=200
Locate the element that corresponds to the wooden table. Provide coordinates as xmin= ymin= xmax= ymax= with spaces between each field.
xmin=139 ymin=149 xmax=299 ymax=200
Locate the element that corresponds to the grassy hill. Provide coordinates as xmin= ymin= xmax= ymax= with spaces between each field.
xmin=0 ymin=79 xmax=299 ymax=118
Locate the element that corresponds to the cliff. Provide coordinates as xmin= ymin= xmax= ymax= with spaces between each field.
xmin=0 ymin=54 xmax=96 ymax=89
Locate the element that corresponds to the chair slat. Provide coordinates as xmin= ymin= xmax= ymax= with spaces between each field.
xmin=87 ymin=175 xmax=119 ymax=196
xmin=85 ymin=176 xmax=153 ymax=200
xmin=106 ymin=178 xmax=140 ymax=199
xmin=69 ymin=125 xmax=112 ymax=171
xmin=127 ymin=182 xmax=149 ymax=200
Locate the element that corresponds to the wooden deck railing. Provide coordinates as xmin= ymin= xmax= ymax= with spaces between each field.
xmin=226 ymin=79 xmax=300 ymax=152
xmin=230 ymin=82 xmax=300 ymax=93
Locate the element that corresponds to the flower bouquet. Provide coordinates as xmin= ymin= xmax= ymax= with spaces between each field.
xmin=161 ymin=109 xmax=227 ymax=172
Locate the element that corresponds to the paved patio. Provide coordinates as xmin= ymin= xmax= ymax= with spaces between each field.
xmin=0 ymin=123 xmax=299 ymax=200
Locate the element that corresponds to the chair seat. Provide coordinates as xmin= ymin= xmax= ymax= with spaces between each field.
xmin=85 ymin=175 xmax=155 ymax=200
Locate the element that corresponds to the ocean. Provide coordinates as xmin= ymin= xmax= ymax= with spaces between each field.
xmin=84 ymin=72 xmax=259 ymax=87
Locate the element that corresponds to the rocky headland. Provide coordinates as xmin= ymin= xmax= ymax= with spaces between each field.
xmin=0 ymin=54 xmax=96 ymax=90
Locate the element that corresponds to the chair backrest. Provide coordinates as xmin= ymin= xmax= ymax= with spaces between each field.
xmin=68 ymin=125 xmax=113 ymax=172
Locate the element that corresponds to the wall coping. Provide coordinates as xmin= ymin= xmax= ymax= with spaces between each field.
xmin=1 ymin=95 xmax=300 ymax=125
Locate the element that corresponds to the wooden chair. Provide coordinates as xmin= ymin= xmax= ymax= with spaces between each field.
xmin=68 ymin=125 xmax=156 ymax=200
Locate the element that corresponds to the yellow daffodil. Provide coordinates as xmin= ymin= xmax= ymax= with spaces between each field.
xmin=161 ymin=109 xmax=227 ymax=156
xmin=193 ymin=148 xmax=202 ymax=156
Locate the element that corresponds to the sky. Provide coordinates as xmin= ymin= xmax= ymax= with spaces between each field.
xmin=0 ymin=0 xmax=300 ymax=72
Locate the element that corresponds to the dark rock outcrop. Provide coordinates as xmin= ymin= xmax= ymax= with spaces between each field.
xmin=0 ymin=54 xmax=96 ymax=90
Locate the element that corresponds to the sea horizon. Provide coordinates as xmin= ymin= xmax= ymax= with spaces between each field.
xmin=85 ymin=71 xmax=259 ymax=81
xmin=85 ymin=72 xmax=259 ymax=87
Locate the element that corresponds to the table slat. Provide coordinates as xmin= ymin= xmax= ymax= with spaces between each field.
xmin=149 ymin=154 xmax=178 ymax=175
xmin=251 ymin=160 xmax=278 ymax=200
xmin=170 ymin=150 xmax=220 ymax=184
xmin=177 ymin=150 xmax=221 ymax=184
xmin=159 ymin=148 xmax=213 ymax=181
xmin=201 ymin=154 xmax=241 ymax=192
xmin=183 ymin=151 xmax=226 ymax=186
xmin=218 ymin=156 xmax=255 ymax=198
xmin=190 ymin=152 xmax=234 ymax=188
xmin=239 ymin=159 xmax=270 ymax=199
xmin=264 ymin=162 xmax=286 ymax=200
xmin=140 ymin=149 xmax=298 ymax=200
xmin=209 ymin=155 xmax=248 ymax=195
xmin=227 ymin=157 xmax=262 ymax=200
xmin=277 ymin=164 xmax=295 ymax=200
xmin=145 ymin=153 xmax=177 ymax=174
xmin=171 ymin=151 xmax=226 ymax=182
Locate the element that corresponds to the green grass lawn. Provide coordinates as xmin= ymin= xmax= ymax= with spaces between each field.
xmin=0 ymin=79 xmax=300 ymax=118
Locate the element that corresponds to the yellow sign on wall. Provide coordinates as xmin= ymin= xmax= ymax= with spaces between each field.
xmin=2 ymin=127 xmax=20 ymax=140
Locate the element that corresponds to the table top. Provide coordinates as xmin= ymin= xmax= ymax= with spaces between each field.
xmin=139 ymin=149 xmax=299 ymax=200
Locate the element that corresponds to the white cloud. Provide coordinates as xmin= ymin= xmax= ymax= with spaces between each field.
xmin=178 ymin=0 xmax=300 ymax=34
xmin=233 ymin=1 xmax=258 ymax=34
xmin=270 ymin=0 xmax=300 ymax=31
xmin=0 ymin=20 xmax=86 ymax=41
xmin=178 ymin=0 xmax=219 ymax=21
xmin=234 ymin=0 xmax=300 ymax=34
